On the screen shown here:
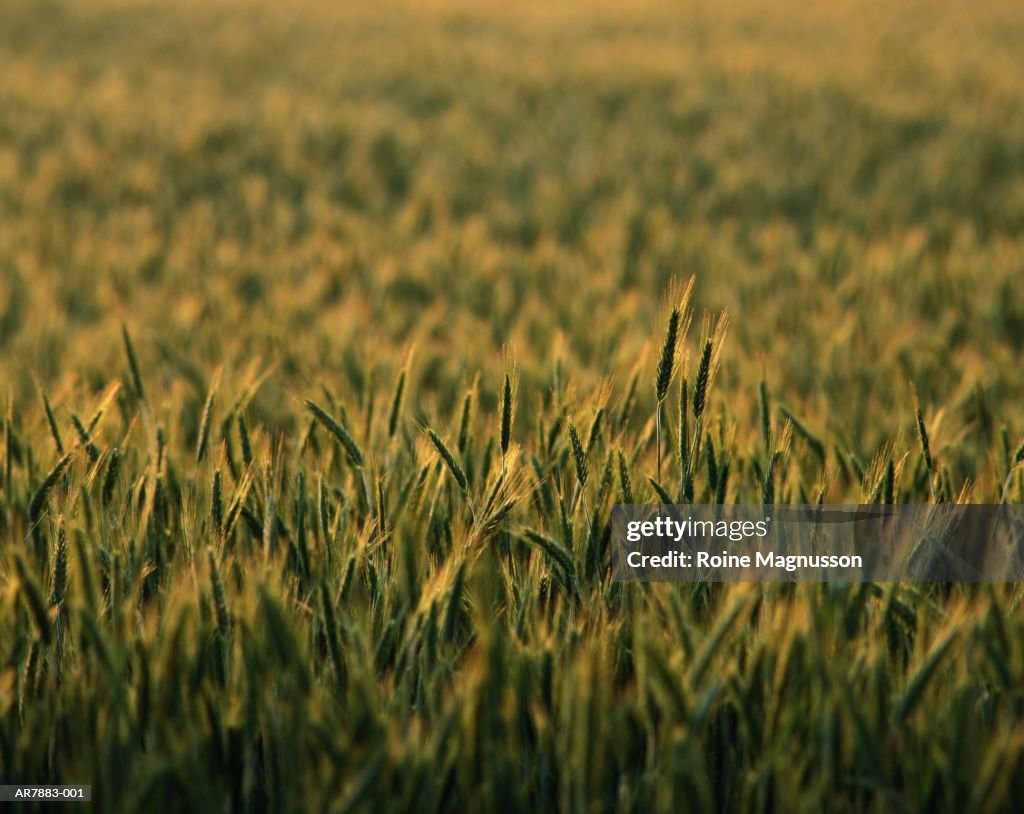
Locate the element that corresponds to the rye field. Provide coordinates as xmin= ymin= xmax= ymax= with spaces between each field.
xmin=2 ymin=0 xmax=1024 ymax=810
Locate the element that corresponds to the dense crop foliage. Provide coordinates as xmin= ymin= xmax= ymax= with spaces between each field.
xmin=3 ymin=0 xmax=1024 ymax=810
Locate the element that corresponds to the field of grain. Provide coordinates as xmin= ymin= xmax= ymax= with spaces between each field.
xmin=3 ymin=0 xmax=1024 ymax=810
